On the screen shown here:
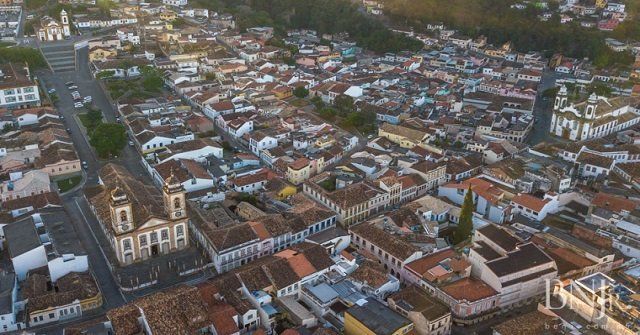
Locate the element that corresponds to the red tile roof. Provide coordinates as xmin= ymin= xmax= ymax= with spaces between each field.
xmin=440 ymin=278 xmax=497 ymax=302
xmin=511 ymin=194 xmax=550 ymax=212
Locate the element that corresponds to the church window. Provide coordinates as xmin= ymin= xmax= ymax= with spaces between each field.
xmin=174 ymin=197 xmax=181 ymax=209
xmin=120 ymin=210 xmax=127 ymax=222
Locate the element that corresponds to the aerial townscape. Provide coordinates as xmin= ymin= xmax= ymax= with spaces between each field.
xmin=0 ymin=0 xmax=639 ymax=334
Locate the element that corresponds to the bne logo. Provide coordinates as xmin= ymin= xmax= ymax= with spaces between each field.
xmin=544 ymin=278 xmax=633 ymax=319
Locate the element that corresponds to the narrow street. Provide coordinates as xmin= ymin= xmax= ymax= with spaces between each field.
xmin=528 ymin=70 xmax=561 ymax=145
xmin=19 ymin=41 xmax=154 ymax=334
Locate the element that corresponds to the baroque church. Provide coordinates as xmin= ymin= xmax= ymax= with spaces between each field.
xmin=549 ymin=85 xmax=640 ymax=142
xmin=87 ymin=163 xmax=189 ymax=265
xmin=37 ymin=10 xmax=71 ymax=42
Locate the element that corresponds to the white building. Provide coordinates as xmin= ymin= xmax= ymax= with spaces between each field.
xmin=0 ymin=63 xmax=40 ymax=109
xmin=36 ymin=10 xmax=69 ymax=41
xmin=0 ymin=272 xmax=24 ymax=333
xmin=510 ymin=192 xmax=559 ymax=221
xmin=163 ymin=0 xmax=187 ymax=6
xmin=468 ymin=224 xmax=558 ymax=309
xmin=550 ymin=86 xmax=640 ymax=142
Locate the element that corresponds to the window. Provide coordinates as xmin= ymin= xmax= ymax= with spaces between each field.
xmin=123 ymin=239 xmax=132 ymax=251
xmin=120 ymin=210 xmax=127 ymax=222
xmin=140 ymin=235 xmax=147 ymax=246
xmin=174 ymin=197 xmax=181 ymax=209
xmin=176 ymin=225 xmax=184 ymax=237
xmin=161 ymin=229 xmax=169 ymax=240
xmin=48 ymin=313 xmax=54 ymax=319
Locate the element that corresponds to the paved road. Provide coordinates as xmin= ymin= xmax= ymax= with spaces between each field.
xmin=528 ymin=71 xmax=561 ymax=145
xmin=22 ymin=43 xmax=155 ymax=334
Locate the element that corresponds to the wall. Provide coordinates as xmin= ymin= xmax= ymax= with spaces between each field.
xmin=47 ymin=255 xmax=89 ymax=282
xmin=14 ymin=246 xmax=47 ymax=281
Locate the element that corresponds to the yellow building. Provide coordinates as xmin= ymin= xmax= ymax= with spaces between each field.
xmin=265 ymin=177 xmax=297 ymax=200
xmin=24 ymin=272 xmax=103 ymax=328
xmin=273 ymin=86 xmax=293 ymax=99
xmin=344 ymin=299 xmax=414 ymax=335
xmin=378 ymin=122 xmax=430 ymax=148
xmin=315 ymin=135 xmax=336 ymax=149
xmin=89 ymin=46 xmax=117 ymax=62
xmin=287 ymin=158 xmax=311 ymax=185
xmin=159 ymin=10 xmax=177 ymax=21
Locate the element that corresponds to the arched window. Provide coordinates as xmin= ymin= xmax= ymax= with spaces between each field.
xmin=174 ymin=197 xmax=181 ymax=209
xmin=120 ymin=210 xmax=127 ymax=222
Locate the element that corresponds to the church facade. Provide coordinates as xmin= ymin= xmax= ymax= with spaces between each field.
xmin=549 ymin=85 xmax=640 ymax=142
xmin=37 ymin=10 xmax=70 ymax=42
xmin=88 ymin=164 xmax=189 ymax=265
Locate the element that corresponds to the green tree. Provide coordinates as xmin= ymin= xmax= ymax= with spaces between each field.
xmin=25 ymin=0 xmax=48 ymax=10
xmin=90 ymin=123 xmax=127 ymax=158
xmin=334 ymin=94 xmax=354 ymax=116
xmin=588 ymin=82 xmax=613 ymax=97
xmin=84 ymin=107 xmax=103 ymax=132
xmin=142 ymin=72 xmax=163 ymax=92
xmin=0 ymin=47 xmax=47 ymax=70
xmin=542 ymin=87 xmax=560 ymax=99
xmin=171 ymin=17 xmax=188 ymax=28
xmin=311 ymin=96 xmax=325 ymax=109
xmin=318 ymin=107 xmax=337 ymax=121
xmin=293 ymin=86 xmax=309 ymax=98
xmin=49 ymin=93 xmax=59 ymax=105
xmin=454 ymin=187 xmax=474 ymax=245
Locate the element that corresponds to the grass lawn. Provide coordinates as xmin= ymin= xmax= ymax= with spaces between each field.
xmin=290 ymin=98 xmax=309 ymax=107
xmin=57 ymin=175 xmax=82 ymax=193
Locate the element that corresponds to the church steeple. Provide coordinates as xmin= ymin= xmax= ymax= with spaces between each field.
xmin=110 ymin=182 xmax=133 ymax=233
xmin=554 ymin=85 xmax=568 ymax=111
xmin=163 ymin=169 xmax=186 ymax=220
xmin=584 ymin=92 xmax=598 ymax=120
xmin=60 ymin=9 xmax=70 ymax=37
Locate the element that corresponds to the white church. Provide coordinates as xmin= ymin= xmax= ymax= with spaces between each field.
xmin=549 ymin=85 xmax=640 ymax=142
xmin=37 ymin=10 xmax=71 ymax=42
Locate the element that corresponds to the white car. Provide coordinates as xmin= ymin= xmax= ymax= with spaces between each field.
xmin=83 ymin=96 xmax=92 ymax=102
xmin=74 ymin=102 xmax=84 ymax=108
xmin=68 ymin=85 xmax=78 ymax=90
xmin=48 ymin=88 xmax=56 ymax=94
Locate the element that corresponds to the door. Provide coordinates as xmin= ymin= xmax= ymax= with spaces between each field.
xmin=151 ymin=244 xmax=159 ymax=256
xmin=141 ymin=248 xmax=149 ymax=260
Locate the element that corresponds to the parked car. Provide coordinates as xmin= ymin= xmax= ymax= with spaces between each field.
xmin=128 ymin=141 xmax=134 ymax=146
xmin=74 ymin=102 xmax=84 ymax=108
xmin=65 ymin=81 xmax=74 ymax=86
xmin=83 ymin=96 xmax=92 ymax=102
xmin=68 ymin=85 xmax=78 ymax=90
xmin=48 ymin=88 xmax=56 ymax=94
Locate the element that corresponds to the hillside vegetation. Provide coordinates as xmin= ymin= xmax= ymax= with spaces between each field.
xmin=199 ymin=0 xmax=423 ymax=53
xmin=382 ymin=0 xmax=635 ymax=68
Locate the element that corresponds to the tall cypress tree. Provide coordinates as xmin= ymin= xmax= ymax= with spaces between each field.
xmin=454 ymin=186 xmax=474 ymax=245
